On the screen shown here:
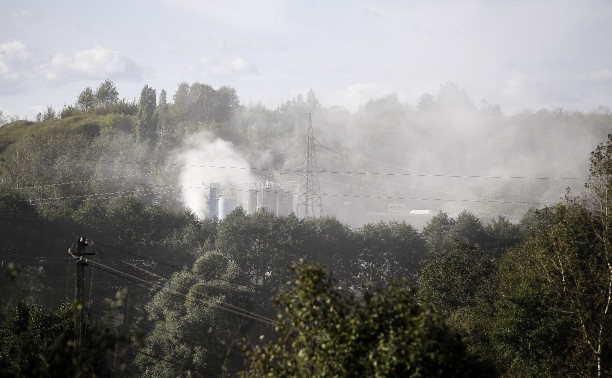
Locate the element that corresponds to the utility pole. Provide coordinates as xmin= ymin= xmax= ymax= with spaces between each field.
xmin=298 ymin=113 xmax=323 ymax=217
xmin=68 ymin=237 xmax=95 ymax=352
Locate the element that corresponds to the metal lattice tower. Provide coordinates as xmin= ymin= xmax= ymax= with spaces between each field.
xmin=298 ymin=113 xmax=323 ymax=217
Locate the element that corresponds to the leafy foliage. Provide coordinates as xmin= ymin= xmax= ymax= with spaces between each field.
xmin=0 ymin=298 xmax=135 ymax=377
xmin=137 ymin=85 xmax=157 ymax=143
xmin=486 ymin=135 xmax=612 ymax=376
xmin=357 ymin=220 xmax=427 ymax=286
xmin=95 ymin=79 xmax=119 ymax=108
xmin=2 ymin=81 xmax=612 ymax=376
xmin=245 ymin=262 xmax=492 ymax=377
xmin=137 ymin=251 xmax=252 ymax=377
xmin=419 ymin=242 xmax=495 ymax=318
xmin=77 ymin=86 xmax=96 ymax=112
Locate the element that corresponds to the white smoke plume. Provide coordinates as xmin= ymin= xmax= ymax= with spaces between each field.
xmin=172 ymin=132 xmax=256 ymax=218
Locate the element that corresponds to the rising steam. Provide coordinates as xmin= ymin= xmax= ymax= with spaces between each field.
xmin=172 ymin=132 xmax=255 ymax=218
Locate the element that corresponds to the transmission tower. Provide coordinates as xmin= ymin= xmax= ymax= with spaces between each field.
xmin=298 ymin=113 xmax=323 ymax=217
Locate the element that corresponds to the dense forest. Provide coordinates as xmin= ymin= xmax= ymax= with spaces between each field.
xmin=2 ymin=79 xmax=612 ymax=376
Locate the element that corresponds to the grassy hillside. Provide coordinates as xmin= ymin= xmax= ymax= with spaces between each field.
xmin=0 ymin=115 xmax=105 ymax=155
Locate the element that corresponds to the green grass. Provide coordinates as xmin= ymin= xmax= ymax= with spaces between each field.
xmin=0 ymin=115 xmax=104 ymax=154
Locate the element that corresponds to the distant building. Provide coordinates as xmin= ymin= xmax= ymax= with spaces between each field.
xmin=206 ymin=180 xmax=294 ymax=220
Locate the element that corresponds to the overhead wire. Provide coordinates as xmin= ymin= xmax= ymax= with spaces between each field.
xmin=86 ymin=261 xmax=258 ymax=327
xmin=29 ymin=185 xmax=184 ymax=205
xmin=320 ymin=174 xmax=523 ymax=221
xmin=9 ymin=146 xmax=578 ymax=214
xmin=356 ymin=154 xmax=562 ymax=205
xmin=313 ymin=146 xmax=562 ymax=206
xmin=82 ymin=157 xmax=584 ymax=181
xmin=319 ymin=177 xmax=544 ymax=206
xmin=84 ymin=258 xmax=275 ymax=327
xmin=120 ymin=259 xmax=274 ymax=325
xmin=15 ymin=168 xmax=181 ymax=191
xmin=94 ymin=242 xmax=277 ymax=295
xmin=13 ymin=151 xmax=575 ymax=213
xmin=27 ymin=182 xmax=547 ymax=207
xmin=313 ymin=134 xmax=534 ymax=215
xmin=94 ymin=242 xmax=184 ymax=271
xmin=328 ymin=167 xmax=540 ymax=208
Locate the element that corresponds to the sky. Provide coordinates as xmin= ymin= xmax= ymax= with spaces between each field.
xmin=2 ymin=0 xmax=612 ymax=119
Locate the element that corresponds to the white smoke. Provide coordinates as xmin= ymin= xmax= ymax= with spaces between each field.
xmin=172 ymin=132 xmax=256 ymax=218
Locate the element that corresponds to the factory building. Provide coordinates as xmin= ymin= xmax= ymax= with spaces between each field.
xmin=207 ymin=181 xmax=294 ymax=220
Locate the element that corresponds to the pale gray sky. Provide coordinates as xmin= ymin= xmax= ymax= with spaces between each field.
xmin=2 ymin=0 xmax=612 ymax=118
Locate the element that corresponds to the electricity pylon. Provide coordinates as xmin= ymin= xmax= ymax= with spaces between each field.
xmin=298 ymin=113 xmax=323 ymax=217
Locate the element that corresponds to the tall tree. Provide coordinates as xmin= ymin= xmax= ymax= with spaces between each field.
xmin=306 ymin=89 xmax=321 ymax=112
xmin=422 ymin=211 xmax=455 ymax=254
xmin=245 ymin=262 xmax=492 ymax=377
xmin=484 ymin=216 xmax=523 ymax=259
xmin=137 ymin=84 xmax=157 ymax=142
xmin=578 ymin=133 xmax=612 ymax=376
xmin=156 ymin=89 xmax=169 ymax=140
xmin=357 ymin=221 xmax=427 ymax=286
xmin=172 ymin=82 xmax=190 ymax=123
xmin=489 ymin=135 xmax=612 ymax=377
xmin=189 ymin=82 xmax=216 ymax=123
xmin=450 ymin=211 xmax=487 ymax=248
xmin=419 ymin=242 xmax=495 ymax=318
xmin=137 ymin=251 xmax=252 ymax=377
xmin=95 ymin=79 xmax=119 ymax=108
xmin=491 ymin=232 xmax=573 ymax=376
xmin=158 ymin=89 xmax=168 ymax=112
xmin=77 ymin=86 xmax=95 ymax=112
xmin=214 ymin=85 xmax=240 ymax=123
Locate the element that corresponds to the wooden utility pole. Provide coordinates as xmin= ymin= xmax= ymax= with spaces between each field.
xmin=68 ymin=237 xmax=95 ymax=351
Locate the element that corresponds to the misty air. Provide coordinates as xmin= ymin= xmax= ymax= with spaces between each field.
xmin=2 ymin=1 xmax=612 ymax=377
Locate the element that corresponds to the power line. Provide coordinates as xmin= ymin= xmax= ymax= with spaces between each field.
xmin=320 ymin=176 xmax=525 ymax=221
xmin=328 ymin=168 xmax=541 ymax=208
xmin=84 ymin=157 xmax=585 ymax=181
xmin=91 ymin=260 xmax=274 ymax=327
xmin=356 ymin=154 xmax=561 ymax=204
xmin=95 ymin=242 xmax=184 ymax=271
xmin=94 ymin=242 xmax=277 ymax=295
xmin=29 ymin=185 xmax=184 ymax=204
xmin=120 ymin=259 xmax=274 ymax=325
xmin=15 ymin=168 xmax=180 ymax=191
xmin=321 ymin=189 xmax=543 ymax=205
xmin=28 ymin=182 xmax=546 ymax=207
xmin=85 ymin=258 xmax=275 ymax=327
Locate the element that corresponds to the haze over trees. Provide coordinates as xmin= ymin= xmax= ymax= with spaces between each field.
xmin=1 ymin=79 xmax=612 ymax=376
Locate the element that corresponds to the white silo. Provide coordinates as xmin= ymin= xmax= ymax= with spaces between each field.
xmin=218 ymin=197 xmax=236 ymax=220
xmin=246 ymin=188 xmax=258 ymax=215
xmin=262 ymin=185 xmax=278 ymax=214
xmin=208 ymin=183 xmax=220 ymax=219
